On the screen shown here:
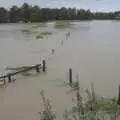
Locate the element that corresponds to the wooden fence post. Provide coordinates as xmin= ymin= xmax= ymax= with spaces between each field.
xmin=8 ymin=74 xmax=12 ymax=83
xmin=3 ymin=78 xmax=6 ymax=85
xmin=69 ymin=68 xmax=72 ymax=86
xmin=117 ymin=85 xmax=120 ymax=105
xmin=36 ymin=64 xmax=40 ymax=73
xmin=42 ymin=60 xmax=46 ymax=72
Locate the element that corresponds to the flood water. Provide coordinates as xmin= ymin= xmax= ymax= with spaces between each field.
xmin=0 ymin=21 xmax=120 ymax=120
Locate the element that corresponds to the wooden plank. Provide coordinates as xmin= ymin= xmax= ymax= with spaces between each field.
xmin=5 ymin=65 xmax=38 ymax=71
xmin=0 ymin=64 xmax=41 ymax=79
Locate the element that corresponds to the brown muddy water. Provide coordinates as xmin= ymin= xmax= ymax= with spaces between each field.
xmin=0 ymin=21 xmax=120 ymax=120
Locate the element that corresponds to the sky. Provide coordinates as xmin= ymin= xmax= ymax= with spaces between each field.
xmin=0 ymin=0 xmax=120 ymax=12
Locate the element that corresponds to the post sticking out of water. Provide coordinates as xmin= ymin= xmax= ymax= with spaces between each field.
xmin=51 ymin=49 xmax=55 ymax=55
xmin=42 ymin=60 xmax=46 ymax=72
xmin=8 ymin=74 xmax=11 ymax=83
xmin=117 ymin=85 xmax=120 ymax=105
xmin=69 ymin=68 xmax=72 ymax=86
xmin=3 ymin=78 xmax=6 ymax=85
xmin=91 ymin=82 xmax=96 ymax=102
xmin=36 ymin=64 xmax=40 ymax=73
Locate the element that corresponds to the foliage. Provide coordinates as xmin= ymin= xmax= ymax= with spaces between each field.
xmin=9 ymin=5 xmax=21 ymax=22
xmin=21 ymin=29 xmax=30 ymax=33
xmin=94 ymin=100 xmax=120 ymax=115
xmin=39 ymin=90 xmax=56 ymax=120
xmin=40 ymin=31 xmax=52 ymax=35
xmin=54 ymin=21 xmax=71 ymax=29
xmin=36 ymin=35 xmax=44 ymax=39
xmin=39 ymin=82 xmax=120 ymax=120
xmin=64 ymin=81 xmax=120 ymax=120
xmin=36 ymin=31 xmax=52 ymax=40
xmin=0 ymin=7 xmax=8 ymax=23
xmin=0 ymin=3 xmax=120 ymax=23
xmin=32 ymin=23 xmax=47 ymax=28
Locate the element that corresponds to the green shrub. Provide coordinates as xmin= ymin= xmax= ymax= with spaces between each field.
xmin=36 ymin=35 xmax=44 ymax=39
xmin=39 ymin=90 xmax=56 ymax=120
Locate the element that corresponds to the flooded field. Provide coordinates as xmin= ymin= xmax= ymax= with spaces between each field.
xmin=0 ymin=21 xmax=120 ymax=120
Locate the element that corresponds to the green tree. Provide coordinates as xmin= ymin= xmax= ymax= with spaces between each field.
xmin=20 ymin=3 xmax=31 ymax=22
xmin=30 ymin=5 xmax=41 ymax=22
xmin=0 ymin=3 xmax=120 ymax=23
xmin=0 ymin=7 xmax=8 ymax=23
xmin=9 ymin=5 xmax=20 ymax=22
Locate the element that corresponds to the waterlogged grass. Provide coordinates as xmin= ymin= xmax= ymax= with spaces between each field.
xmin=32 ymin=23 xmax=47 ymax=28
xmin=40 ymin=31 xmax=52 ymax=35
xmin=94 ymin=100 xmax=120 ymax=115
xmin=36 ymin=35 xmax=44 ymax=39
xmin=39 ymin=81 xmax=120 ymax=120
xmin=21 ymin=29 xmax=37 ymax=35
xmin=21 ymin=24 xmax=52 ymax=41
xmin=63 ymin=81 xmax=120 ymax=120
xmin=36 ymin=31 xmax=52 ymax=40
xmin=39 ymin=90 xmax=56 ymax=120
xmin=54 ymin=20 xmax=72 ymax=29
xmin=21 ymin=29 xmax=31 ymax=33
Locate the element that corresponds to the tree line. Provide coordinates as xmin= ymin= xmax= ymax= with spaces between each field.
xmin=0 ymin=3 xmax=120 ymax=23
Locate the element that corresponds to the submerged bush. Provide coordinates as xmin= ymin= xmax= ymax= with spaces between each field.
xmin=40 ymin=31 xmax=52 ymax=36
xmin=39 ymin=80 xmax=120 ymax=120
xmin=39 ymin=90 xmax=56 ymax=120
xmin=36 ymin=35 xmax=44 ymax=39
xmin=54 ymin=21 xmax=71 ymax=29
xmin=21 ymin=29 xmax=30 ymax=33
xmin=32 ymin=23 xmax=47 ymax=28
xmin=64 ymin=81 xmax=120 ymax=120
